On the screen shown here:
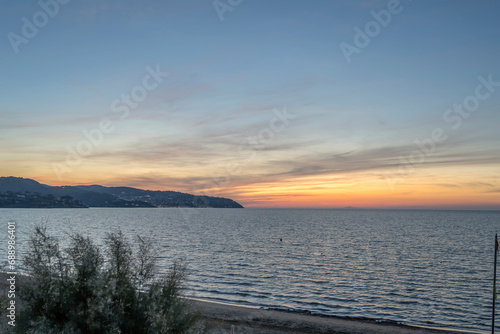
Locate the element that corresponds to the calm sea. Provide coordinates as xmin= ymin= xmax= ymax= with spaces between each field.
xmin=1 ymin=208 xmax=499 ymax=333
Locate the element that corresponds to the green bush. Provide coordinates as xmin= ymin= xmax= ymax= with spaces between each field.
xmin=21 ymin=226 xmax=200 ymax=334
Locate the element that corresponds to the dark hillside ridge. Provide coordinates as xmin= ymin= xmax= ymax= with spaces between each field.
xmin=75 ymin=185 xmax=244 ymax=208
xmin=0 ymin=191 xmax=87 ymax=208
xmin=0 ymin=177 xmax=243 ymax=208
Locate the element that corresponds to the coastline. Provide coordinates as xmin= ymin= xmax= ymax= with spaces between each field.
xmin=189 ymin=298 xmax=477 ymax=334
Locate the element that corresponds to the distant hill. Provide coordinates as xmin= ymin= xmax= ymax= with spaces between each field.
xmin=0 ymin=177 xmax=244 ymax=208
xmin=0 ymin=177 xmax=153 ymax=207
xmin=75 ymin=185 xmax=243 ymax=208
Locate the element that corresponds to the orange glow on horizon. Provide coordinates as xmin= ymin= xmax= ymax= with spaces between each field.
xmin=10 ymin=165 xmax=500 ymax=210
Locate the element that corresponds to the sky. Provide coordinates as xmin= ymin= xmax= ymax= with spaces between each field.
xmin=1 ymin=0 xmax=500 ymax=209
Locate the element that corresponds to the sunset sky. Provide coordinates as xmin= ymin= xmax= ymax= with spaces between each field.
xmin=1 ymin=0 xmax=500 ymax=209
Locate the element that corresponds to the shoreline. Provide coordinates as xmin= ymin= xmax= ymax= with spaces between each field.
xmin=189 ymin=298 xmax=479 ymax=334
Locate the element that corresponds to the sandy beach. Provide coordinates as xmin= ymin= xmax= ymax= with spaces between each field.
xmin=190 ymin=299 xmax=473 ymax=334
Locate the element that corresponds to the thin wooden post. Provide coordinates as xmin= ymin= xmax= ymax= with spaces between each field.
xmin=493 ymin=234 xmax=498 ymax=334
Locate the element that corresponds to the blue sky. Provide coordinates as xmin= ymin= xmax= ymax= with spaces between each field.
xmin=1 ymin=0 xmax=500 ymax=208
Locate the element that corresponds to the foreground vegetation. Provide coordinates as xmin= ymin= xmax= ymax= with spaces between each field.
xmin=11 ymin=226 xmax=201 ymax=333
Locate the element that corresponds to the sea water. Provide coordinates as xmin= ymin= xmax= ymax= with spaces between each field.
xmin=1 ymin=208 xmax=499 ymax=333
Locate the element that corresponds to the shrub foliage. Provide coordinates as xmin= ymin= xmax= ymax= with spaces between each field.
xmin=21 ymin=226 xmax=198 ymax=333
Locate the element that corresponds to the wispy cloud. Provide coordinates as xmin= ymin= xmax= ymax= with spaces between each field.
xmin=79 ymin=138 xmax=500 ymax=200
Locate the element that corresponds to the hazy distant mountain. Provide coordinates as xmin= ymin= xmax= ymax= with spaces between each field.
xmin=0 ymin=177 xmax=243 ymax=208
